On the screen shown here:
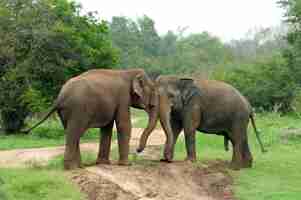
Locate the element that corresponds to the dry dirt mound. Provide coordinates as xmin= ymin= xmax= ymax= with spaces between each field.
xmin=70 ymin=159 xmax=234 ymax=200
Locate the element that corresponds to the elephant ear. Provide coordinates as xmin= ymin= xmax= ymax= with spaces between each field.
xmin=178 ymin=78 xmax=201 ymax=106
xmin=133 ymin=74 xmax=144 ymax=98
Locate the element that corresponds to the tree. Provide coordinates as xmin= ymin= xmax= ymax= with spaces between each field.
xmin=159 ymin=31 xmax=178 ymax=56
xmin=279 ymin=0 xmax=301 ymax=85
xmin=137 ymin=15 xmax=161 ymax=57
xmin=227 ymin=26 xmax=287 ymax=64
xmin=109 ymin=16 xmax=142 ymax=67
xmin=171 ymin=32 xmax=233 ymax=75
xmin=0 ymin=0 xmax=118 ymax=134
xmin=218 ymin=55 xmax=296 ymax=112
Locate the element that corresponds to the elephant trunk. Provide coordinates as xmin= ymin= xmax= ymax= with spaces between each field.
xmin=157 ymin=95 xmax=174 ymax=161
xmin=136 ymin=100 xmax=159 ymax=153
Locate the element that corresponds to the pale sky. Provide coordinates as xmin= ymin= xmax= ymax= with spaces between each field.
xmin=76 ymin=0 xmax=285 ymax=41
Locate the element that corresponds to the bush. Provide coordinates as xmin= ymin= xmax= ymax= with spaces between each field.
xmin=0 ymin=70 xmax=30 ymax=134
xmin=213 ymin=55 xmax=297 ymax=112
xmin=291 ymin=88 xmax=301 ymax=114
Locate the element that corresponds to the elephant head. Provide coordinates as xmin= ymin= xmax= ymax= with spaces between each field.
xmin=132 ymin=72 xmax=159 ymax=142
xmin=137 ymin=76 xmax=201 ymax=160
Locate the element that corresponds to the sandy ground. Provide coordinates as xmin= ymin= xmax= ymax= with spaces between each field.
xmin=0 ymin=128 xmax=234 ymax=200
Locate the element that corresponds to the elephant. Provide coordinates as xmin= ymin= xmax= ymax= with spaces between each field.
xmin=137 ymin=76 xmax=266 ymax=170
xmin=24 ymin=69 xmax=159 ymax=170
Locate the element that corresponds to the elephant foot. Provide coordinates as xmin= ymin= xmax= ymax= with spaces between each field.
xmin=184 ymin=157 xmax=196 ymax=163
xmin=96 ymin=159 xmax=111 ymax=165
xmin=229 ymin=161 xmax=250 ymax=170
xmin=241 ymin=159 xmax=252 ymax=168
xmin=118 ymin=160 xmax=131 ymax=166
xmin=229 ymin=162 xmax=241 ymax=170
xmin=230 ymin=158 xmax=252 ymax=170
xmin=160 ymin=158 xmax=172 ymax=163
xmin=64 ymin=160 xmax=81 ymax=170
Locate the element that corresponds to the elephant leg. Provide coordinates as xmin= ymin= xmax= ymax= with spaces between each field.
xmin=230 ymin=125 xmax=252 ymax=169
xmin=183 ymin=106 xmax=200 ymax=162
xmin=96 ymin=121 xmax=114 ymax=165
xmin=241 ymin=131 xmax=253 ymax=168
xmin=161 ymin=118 xmax=182 ymax=162
xmin=228 ymin=135 xmax=239 ymax=169
xmin=241 ymin=125 xmax=253 ymax=168
xmin=115 ymin=107 xmax=131 ymax=166
xmin=64 ymin=122 xmax=86 ymax=170
xmin=230 ymin=141 xmax=242 ymax=170
xmin=184 ymin=131 xmax=196 ymax=162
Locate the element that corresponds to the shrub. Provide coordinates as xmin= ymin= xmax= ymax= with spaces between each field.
xmin=213 ymin=55 xmax=297 ymax=112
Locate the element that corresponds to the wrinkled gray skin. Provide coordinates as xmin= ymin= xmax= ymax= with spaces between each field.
xmin=137 ymin=76 xmax=265 ymax=170
xmin=24 ymin=69 xmax=159 ymax=170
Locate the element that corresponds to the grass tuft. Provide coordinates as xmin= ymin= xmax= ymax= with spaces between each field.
xmin=0 ymin=168 xmax=85 ymax=200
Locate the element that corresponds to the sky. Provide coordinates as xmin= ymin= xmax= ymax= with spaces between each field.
xmin=75 ymin=0 xmax=285 ymax=41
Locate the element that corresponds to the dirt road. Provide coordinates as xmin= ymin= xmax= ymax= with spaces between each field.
xmin=0 ymin=128 xmax=234 ymax=200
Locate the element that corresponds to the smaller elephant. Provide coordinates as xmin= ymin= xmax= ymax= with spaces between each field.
xmin=24 ymin=69 xmax=159 ymax=169
xmin=137 ymin=76 xmax=266 ymax=170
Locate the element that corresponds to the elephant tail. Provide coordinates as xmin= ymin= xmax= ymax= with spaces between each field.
xmin=250 ymin=113 xmax=267 ymax=153
xmin=21 ymin=104 xmax=58 ymax=134
xmin=224 ymin=136 xmax=229 ymax=151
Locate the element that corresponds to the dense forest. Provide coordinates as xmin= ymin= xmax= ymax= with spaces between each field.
xmin=0 ymin=0 xmax=301 ymax=133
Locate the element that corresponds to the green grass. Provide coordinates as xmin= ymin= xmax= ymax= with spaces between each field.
xmin=0 ymin=134 xmax=65 ymax=150
xmin=234 ymin=144 xmax=301 ymax=200
xmin=0 ymin=151 xmax=98 ymax=200
xmin=172 ymin=112 xmax=301 ymax=200
xmin=0 ymin=119 xmax=117 ymax=150
xmin=0 ymin=168 xmax=85 ymax=200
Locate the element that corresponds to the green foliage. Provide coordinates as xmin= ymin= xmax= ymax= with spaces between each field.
xmin=227 ymin=26 xmax=286 ymax=64
xmin=213 ymin=55 xmax=297 ymax=112
xmin=0 ymin=69 xmax=30 ymax=133
xmin=280 ymin=0 xmax=301 ymax=86
xmin=291 ymin=88 xmax=301 ymax=113
xmin=0 ymin=168 xmax=85 ymax=200
xmin=0 ymin=0 xmax=118 ymax=134
xmin=171 ymin=32 xmax=232 ymax=74
xmin=110 ymin=16 xmax=143 ymax=68
xmin=21 ymin=87 xmax=49 ymax=113
xmin=137 ymin=15 xmax=161 ymax=57
xmin=109 ymin=16 xmax=232 ymax=75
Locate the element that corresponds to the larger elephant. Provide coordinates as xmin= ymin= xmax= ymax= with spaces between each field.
xmin=24 ymin=69 xmax=158 ymax=170
xmin=137 ymin=76 xmax=265 ymax=169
